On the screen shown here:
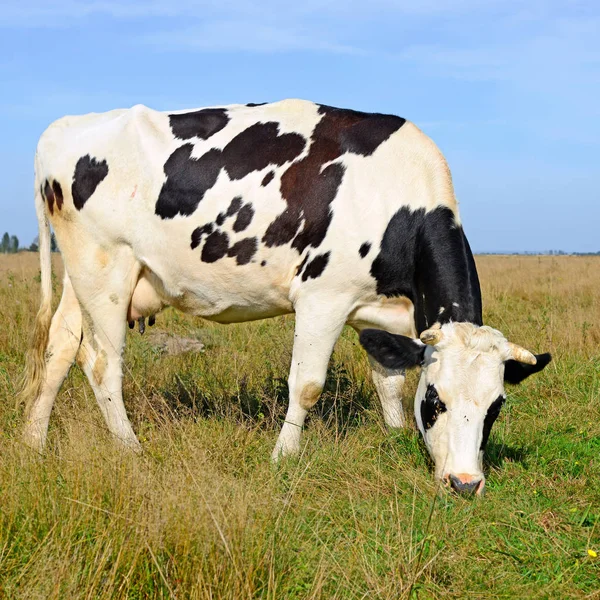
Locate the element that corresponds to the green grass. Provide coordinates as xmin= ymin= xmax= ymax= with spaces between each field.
xmin=0 ymin=254 xmax=599 ymax=598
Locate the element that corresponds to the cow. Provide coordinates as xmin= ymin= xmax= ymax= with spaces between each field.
xmin=22 ymin=99 xmax=551 ymax=494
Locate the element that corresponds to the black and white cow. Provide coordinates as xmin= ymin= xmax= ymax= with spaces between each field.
xmin=23 ymin=99 xmax=550 ymax=494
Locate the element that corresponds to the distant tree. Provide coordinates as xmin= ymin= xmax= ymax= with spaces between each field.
xmin=29 ymin=242 xmax=39 ymax=252
xmin=10 ymin=235 xmax=19 ymax=253
xmin=50 ymin=233 xmax=58 ymax=252
xmin=1 ymin=232 xmax=9 ymax=253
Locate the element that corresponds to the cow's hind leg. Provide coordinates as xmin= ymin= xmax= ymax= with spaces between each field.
xmin=272 ymin=295 xmax=352 ymax=460
xmin=68 ymin=249 xmax=141 ymax=449
xmin=23 ymin=272 xmax=82 ymax=451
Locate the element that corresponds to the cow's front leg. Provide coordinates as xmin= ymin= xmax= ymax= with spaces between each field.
xmin=347 ymin=303 xmax=413 ymax=430
xmin=367 ymin=356 xmax=406 ymax=428
xmin=272 ymin=296 xmax=350 ymax=460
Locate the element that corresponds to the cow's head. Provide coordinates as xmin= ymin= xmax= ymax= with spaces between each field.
xmin=360 ymin=322 xmax=551 ymax=495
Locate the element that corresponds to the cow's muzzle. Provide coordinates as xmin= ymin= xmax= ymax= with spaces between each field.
xmin=447 ymin=474 xmax=484 ymax=496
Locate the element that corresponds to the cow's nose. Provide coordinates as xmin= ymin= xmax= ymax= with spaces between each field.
xmin=448 ymin=474 xmax=481 ymax=495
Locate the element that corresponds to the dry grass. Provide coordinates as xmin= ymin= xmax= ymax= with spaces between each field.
xmin=0 ymin=252 xmax=599 ymax=598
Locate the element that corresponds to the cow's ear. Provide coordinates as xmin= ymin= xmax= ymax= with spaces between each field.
xmin=504 ymin=353 xmax=552 ymax=385
xmin=359 ymin=329 xmax=425 ymax=370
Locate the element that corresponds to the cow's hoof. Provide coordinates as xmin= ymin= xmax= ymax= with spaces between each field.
xmin=271 ymin=442 xmax=301 ymax=463
xmin=115 ymin=435 xmax=143 ymax=453
xmin=21 ymin=431 xmax=45 ymax=455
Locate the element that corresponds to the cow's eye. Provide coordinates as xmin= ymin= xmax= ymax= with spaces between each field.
xmin=480 ymin=395 xmax=506 ymax=450
xmin=421 ymin=384 xmax=447 ymax=430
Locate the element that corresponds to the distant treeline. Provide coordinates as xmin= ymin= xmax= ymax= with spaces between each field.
xmin=0 ymin=232 xmax=19 ymax=253
xmin=1 ymin=232 xmax=59 ymax=253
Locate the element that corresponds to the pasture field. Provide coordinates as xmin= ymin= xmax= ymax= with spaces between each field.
xmin=0 ymin=252 xmax=599 ymax=599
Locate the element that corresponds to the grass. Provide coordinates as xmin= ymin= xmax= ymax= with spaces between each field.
xmin=0 ymin=252 xmax=599 ymax=598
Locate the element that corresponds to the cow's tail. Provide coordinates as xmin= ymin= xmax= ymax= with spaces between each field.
xmin=20 ymin=176 xmax=53 ymax=413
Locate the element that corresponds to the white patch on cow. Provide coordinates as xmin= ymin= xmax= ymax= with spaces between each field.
xmin=348 ymin=296 xmax=416 ymax=337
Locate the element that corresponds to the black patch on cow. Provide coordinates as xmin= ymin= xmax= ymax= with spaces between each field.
xmin=226 ymin=196 xmax=243 ymax=217
xmin=263 ymin=104 xmax=404 ymax=254
xmin=201 ymin=230 xmax=229 ymax=263
xmin=317 ymin=104 xmax=405 ymax=157
xmin=156 ymin=124 xmax=305 ymax=220
xmin=421 ymin=384 xmax=447 ymax=431
xmin=359 ymin=242 xmax=371 ymax=258
xmin=343 ymin=115 xmax=405 ymax=156
xmin=190 ymin=223 xmax=214 ymax=249
xmin=246 ymin=102 xmax=267 ymax=107
xmin=192 ymin=214 xmax=257 ymax=265
xmin=504 ymin=353 xmax=552 ymax=385
xmin=261 ymin=171 xmax=275 ymax=187
xmin=43 ymin=178 xmax=64 ymax=215
xmin=43 ymin=179 xmax=55 ymax=215
xmin=295 ymin=253 xmax=310 ymax=277
xmin=461 ymin=233 xmax=483 ymax=323
xmin=217 ymin=197 xmax=244 ymax=226
xmin=359 ymin=329 xmax=425 ymax=370
xmin=480 ymin=395 xmax=505 ymax=450
xmin=370 ymin=206 xmax=482 ymax=333
xmin=72 ymin=155 xmax=109 ymax=211
xmin=169 ymin=108 xmax=230 ymax=141
xmin=223 ymin=123 xmax=306 ymax=180
xmin=233 ymin=204 xmax=254 ymax=232
xmin=228 ymin=237 xmax=258 ymax=265
xmin=261 ymin=260 xmax=267 ymax=267
xmin=52 ymin=180 xmax=64 ymax=211
xmin=370 ymin=207 xmax=424 ymax=299
xmin=155 ymin=145 xmax=223 ymax=219
xmin=301 ymin=252 xmax=330 ymax=281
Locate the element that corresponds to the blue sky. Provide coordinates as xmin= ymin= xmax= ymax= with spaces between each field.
xmin=1 ymin=0 xmax=598 ymax=252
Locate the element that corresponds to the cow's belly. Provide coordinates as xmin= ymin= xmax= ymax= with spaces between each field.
xmin=187 ymin=302 xmax=292 ymax=324
xmin=130 ymin=261 xmax=294 ymax=324
xmin=168 ymin=286 xmax=293 ymax=323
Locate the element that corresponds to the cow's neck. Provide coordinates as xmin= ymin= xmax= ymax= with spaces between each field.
xmin=413 ymin=219 xmax=482 ymax=334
